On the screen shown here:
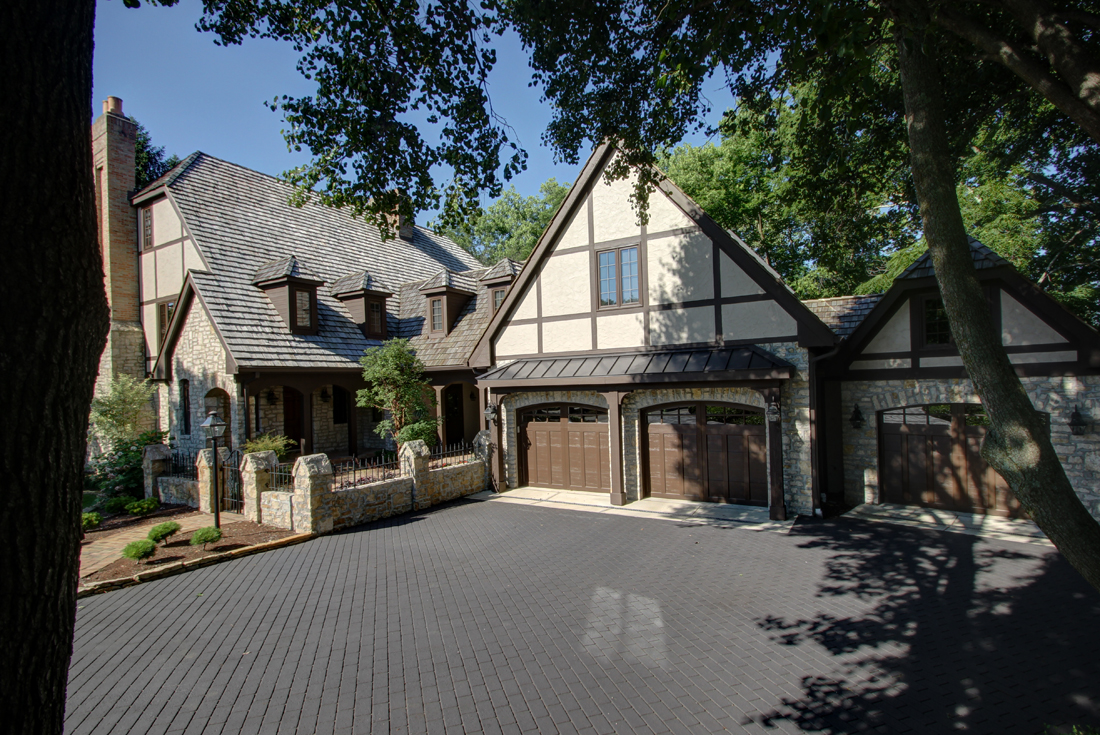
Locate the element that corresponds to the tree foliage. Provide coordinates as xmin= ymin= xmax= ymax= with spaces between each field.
xmin=132 ymin=118 xmax=180 ymax=190
xmin=89 ymin=375 xmax=155 ymax=446
xmin=436 ymin=178 xmax=569 ymax=264
xmin=356 ymin=338 xmax=437 ymax=448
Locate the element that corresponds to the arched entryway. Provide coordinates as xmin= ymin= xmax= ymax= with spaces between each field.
xmin=203 ymin=388 xmax=233 ymax=449
xmin=518 ymin=404 xmax=610 ymax=492
xmin=642 ymin=402 xmax=767 ymax=504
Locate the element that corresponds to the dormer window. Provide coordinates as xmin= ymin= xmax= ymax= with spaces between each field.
xmin=368 ymin=301 xmax=384 ymax=336
xmin=331 ymin=269 xmax=392 ymax=339
xmin=479 ymin=258 xmax=520 ymax=316
xmin=252 ymin=255 xmax=324 ymax=336
xmin=431 ymin=298 xmax=444 ymax=332
xmin=295 ymin=289 xmax=313 ymax=329
xmin=493 ymin=288 xmax=506 ymax=312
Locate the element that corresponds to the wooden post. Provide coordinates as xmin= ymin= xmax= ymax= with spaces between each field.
xmin=434 ymin=384 xmax=446 ymax=447
xmin=602 ymin=391 xmax=627 ymax=506
xmin=304 ymin=390 xmax=315 ymax=456
xmin=346 ymin=387 xmax=358 ymax=458
xmin=490 ymin=390 xmax=504 ymax=492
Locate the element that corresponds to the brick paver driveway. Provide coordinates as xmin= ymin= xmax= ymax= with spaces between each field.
xmin=66 ymin=498 xmax=1100 ymax=734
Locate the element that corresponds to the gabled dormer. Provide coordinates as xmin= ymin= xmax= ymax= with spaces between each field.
xmin=479 ymin=258 xmax=522 ymax=314
xmin=252 ymin=255 xmax=324 ymax=336
xmin=420 ymin=269 xmax=474 ymax=337
xmin=331 ymin=270 xmax=393 ymax=339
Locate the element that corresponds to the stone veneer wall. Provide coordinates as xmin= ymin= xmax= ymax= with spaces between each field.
xmin=157 ymin=477 xmax=199 ymax=507
xmin=839 ymin=374 xmax=1100 ymax=520
xmin=166 ymin=303 xmax=244 ymax=454
xmin=494 ymin=343 xmax=815 ymax=517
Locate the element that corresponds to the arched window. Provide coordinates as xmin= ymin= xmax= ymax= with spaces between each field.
xmin=204 ymin=388 xmax=232 ymax=449
xmin=179 ymin=379 xmax=191 ymax=436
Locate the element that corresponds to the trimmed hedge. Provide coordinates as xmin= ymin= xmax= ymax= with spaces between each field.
xmin=122 ymin=539 xmax=156 ymax=564
xmin=148 ymin=521 xmax=182 ymax=545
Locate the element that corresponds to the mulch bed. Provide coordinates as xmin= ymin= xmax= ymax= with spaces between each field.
xmin=83 ymin=503 xmax=199 ymax=538
xmin=82 ymin=522 xmax=295 ymax=585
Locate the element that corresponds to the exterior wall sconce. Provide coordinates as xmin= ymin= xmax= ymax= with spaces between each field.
xmin=766 ymin=399 xmax=781 ymax=423
xmin=849 ymin=405 xmax=865 ymax=430
xmin=266 ymin=389 xmax=277 ymax=405
xmin=320 ymin=388 xmax=330 ymax=403
xmin=1069 ymin=405 xmax=1089 ymax=436
xmin=483 ymin=402 xmax=498 ymax=426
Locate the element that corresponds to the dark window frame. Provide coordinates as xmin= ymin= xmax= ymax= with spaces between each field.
xmin=179 ymin=379 xmax=191 ymax=436
xmin=288 ymin=286 xmax=318 ymax=335
xmin=916 ymin=294 xmax=954 ymax=350
xmin=366 ymin=299 xmax=385 ymax=337
xmin=141 ymin=207 xmax=154 ymax=251
xmin=596 ymin=244 xmax=641 ymax=310
xmin=156 ymin=300 xmax=175 ymax=351
xmin=430 ymin=297 xmax=444 ymax=333
xmin=492 ymin=288 xmax=506 ymax=313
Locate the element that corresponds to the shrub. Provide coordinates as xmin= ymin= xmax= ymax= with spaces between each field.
xmin=126 ymin=498 xmax=160 ymax=516
xmin=103 ymin=496 xmax=136 ymax=514
xmin=190 ymin=526 xmax=223 ymax=551
xmin=122 ymin=539 xmax=156 ymax=564
xmin=89 ymin=375 xmax=156 ymax=446
xmin=88 ymin=429 xmax=167 ymax=498
xmin=242 ymin=433 xmax=297 ymax=460
xmin=82 ymin=512 xmax=101 ymax=531
xmin=148 ymin=521 xmax=181 ymax=545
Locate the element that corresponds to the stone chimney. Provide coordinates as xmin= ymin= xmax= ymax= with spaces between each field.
xmin=90 ymin=97 xmax=145 ymax=396
xmin=383 ymin=191 xmax=415 ymax=242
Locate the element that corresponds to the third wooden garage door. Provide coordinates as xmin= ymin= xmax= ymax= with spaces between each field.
xmin=645 ymin=403 xmax=768 ymax=505
xmin=520 ymin=405 xmax=611 ymax=492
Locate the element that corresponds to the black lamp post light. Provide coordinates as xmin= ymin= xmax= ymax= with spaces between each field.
xmin=766 ymin=399 xmax=781 ymax=423
xmin=849 ymin=405 xmax=865 ymax=430
xmin=1069 ymin=405 xmax=1089 ymax=436
xmin=201 ymin=410 xmax=227 ymax=529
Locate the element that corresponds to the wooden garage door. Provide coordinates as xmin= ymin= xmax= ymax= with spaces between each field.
xmin=880 ymin=404 xmax=1025 ymax=518
xmin=520 ymin=405 xmax=611 ymax=492
xmin=645 ymin=403 xmax=768 ymax=505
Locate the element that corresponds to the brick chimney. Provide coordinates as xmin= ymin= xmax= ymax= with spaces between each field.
xmin=90 ymin=97 xmax=145 ymax=397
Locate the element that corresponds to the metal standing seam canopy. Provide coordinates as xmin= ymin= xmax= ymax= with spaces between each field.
xmin=477 ymin=345 xmax=793 ymax=389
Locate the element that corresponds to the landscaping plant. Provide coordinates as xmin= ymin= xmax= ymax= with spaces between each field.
xmin=357 ymin=339 xmax=438 ymax=449
xmin=147 ymin=521 xmax=181 ymax=546
xmin=81 ymin=513 xmax=100 ymax=531
xmin=122 ymin=539 xmax=156 ymax=565
xmin=125 ymin=498 xmax=160 ymax=516
xmin=102 ymin=496 xmax=137 ymax=515
xmin=88 ymin=428 xmax=167 ymax=498
xmin=189 ymin=526 xmax=222 ymax=551
xmin=88 ymin=374 xmax=155 ymax=448
xmin=242 ymin=433 xmax=297 ymax=460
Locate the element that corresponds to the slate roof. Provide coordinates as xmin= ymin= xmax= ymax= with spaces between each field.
xmin=802 ymin=294 xmax=884 ymax=339
xmin=479 ymin=346 xmax=793 ymax=386
xmin=898 ymin=236 xmax=1010 ymax=280
xmin=162 ymin=153 xmax=481 ymax=370
xmin=330 ymin=270 xmax=391 ymax=296
xmin=480 ymin=258 xmax=523 ymax=282
xmin=394 ymin=268 xmax=498 ymax=367
xmin=131 ymin=151 xmax=202 ymax=200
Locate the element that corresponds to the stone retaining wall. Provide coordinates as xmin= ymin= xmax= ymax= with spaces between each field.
xmin=157 ymin=477 xmax=199 ymax=507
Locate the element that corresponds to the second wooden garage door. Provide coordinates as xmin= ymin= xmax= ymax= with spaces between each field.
xmin=645 ymin=403 xmax=768 ymax=505
xmin=520 ymin=405 xmax=611 ymax=492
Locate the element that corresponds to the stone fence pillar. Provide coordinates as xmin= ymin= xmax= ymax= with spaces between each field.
xmin=473 ymin=430 xmax=492 ymax=491
xmin=399 ymin=441 xmax=431 ymax=510
xmin=292 ymin=453 xmax=334 ymax=534
xmin=142 ymin=444 xmax=172 ymax=500
xmin=196 ymin=447 xmax=232 ymax=514
xmin=241 ymin=450 xmax=278 ymax=523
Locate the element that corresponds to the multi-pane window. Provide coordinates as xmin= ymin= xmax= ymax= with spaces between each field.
xmin=295 ymin=290 xmax=312 ymax=328
xmin=430 ymin=298 xmax=444 ymax=331
xmin=598 ymin=245 xmax=640 ymax=307
xmin=923 ymin=298 xmax=952 ymax=345
xmin=157 ymin=301 xmax=175 ymax=349
xmin=142 ymin=207 xmax=153 ymax=250
xmin=368 ymin=301 xmax=383 ymax=335
xmin=493 ymin=288 xmax=506 ymax=312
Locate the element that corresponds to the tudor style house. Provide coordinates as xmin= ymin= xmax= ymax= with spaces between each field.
xmin=93 ymin=97 xmax=1100 ymax=523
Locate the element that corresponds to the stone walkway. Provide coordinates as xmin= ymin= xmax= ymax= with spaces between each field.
xmin=842 ymin=502 xmax=1051 ymax=546
xmin=79 ymin=511 xmax=241 ymax=580
xmin=473 ymin=487 xmax=796 ymax=533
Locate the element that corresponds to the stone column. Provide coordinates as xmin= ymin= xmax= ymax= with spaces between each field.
xmin=142 ymin=443 xmax=172 ymax=500
xmin=241 ymin=450 xmax=278 ymax=524
xmin=292 ymin=453 xmax=334 ymax=534
xmin=399 ymin=440 xmax=431 ymax=511
xmin=196 ymin=447 xmax=232 ymax=515
xmin=473 ymin=429 xmax=493 ymax=492
xmin=601 ymin=391 xmax=628 ymax=506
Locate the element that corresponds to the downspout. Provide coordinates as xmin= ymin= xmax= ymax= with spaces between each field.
xmin=808 ymin=345 xmax=841 ymax=518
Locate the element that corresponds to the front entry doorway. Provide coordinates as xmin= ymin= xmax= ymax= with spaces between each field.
xmin=880 ymin=404 xmax=1025 ymax=518
xmin=644 ymin=402 xmax=768 ymax=505
xmin=519 ymin=404 xmax=611 ymax=492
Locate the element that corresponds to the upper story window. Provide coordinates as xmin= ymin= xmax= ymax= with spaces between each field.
xmin=368 ymin=301 xmax=384 ymax=336
xmin=430 ymin=298 xmax=444 ymax=332
xmin=492 ymin=288 xmax=506 ymax=312
xmin=157 ymin=301 xmax=175 ymax=349
xmin=295 ymin=289 xmax=312 ymax=329
xmin=597 ymin=245 xmax=640 ymax=307
xmin=179 ymin=379 xmax=191 ymax=436
xmin=141 ymin=207 xmax=153 ymax=251
xmin=922 ymin=297 xmax=953 ymax=347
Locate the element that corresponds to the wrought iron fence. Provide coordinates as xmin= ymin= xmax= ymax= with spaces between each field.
xmin=219 ymin=449 xmax=243 ymax=513
xmin=271 ymin=463 xmax=294 ymax=492
xmin=429 ymin=441 xmax=476 ymax=469
xmin=332 ymin=455 xmax=403 ymax=490
xmin=168 ymin=449 xmax=199 ymax=480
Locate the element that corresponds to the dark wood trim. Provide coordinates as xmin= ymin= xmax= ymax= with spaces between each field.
xmin=478 ymin=370 xmax=791 ymax=390
xmin=640 ymin=223 xmax=650 ymax=348
xmin=484 ymin=379 xmax=784 ymax=395
xmin=602 ymin=391 xmax=628 ymax=505
xmin=594 ymin=242 xmax=644 ymax=312
xmin=536 ymin=276 xmax=543 ymax=354
xmin=495 ymin=335 xmax=803 ymax=362
xmin=138 ymin=235 xmax=189 ymax=254
xmin=548 ymin=225 xmax=702 ymax=257
xmin=712 ymin=240 xmax=723 ymax=344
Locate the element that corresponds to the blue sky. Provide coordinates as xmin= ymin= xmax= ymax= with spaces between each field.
xmin=92 ymin=0 xmax=732 ymax=219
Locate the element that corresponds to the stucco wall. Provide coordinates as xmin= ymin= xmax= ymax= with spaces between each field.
xmin=838 ymin=375 xmax=1100 ymax=520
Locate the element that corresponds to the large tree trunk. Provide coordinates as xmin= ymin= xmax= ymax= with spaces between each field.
xmin=891 ymin=5 xmax=1100 ymax=593
xmin=0 ymin=0 xmax=107 ymax=732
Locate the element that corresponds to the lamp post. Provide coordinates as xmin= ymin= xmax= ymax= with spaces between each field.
xmin=201 ymin=411 xmax=227 ymax=528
